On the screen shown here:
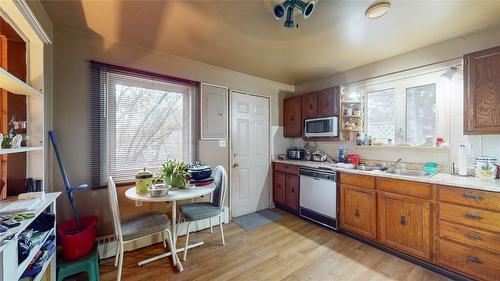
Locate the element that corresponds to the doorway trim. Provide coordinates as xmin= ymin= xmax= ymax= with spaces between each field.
xmin=228 ymin=89 xmax=272 ymax=219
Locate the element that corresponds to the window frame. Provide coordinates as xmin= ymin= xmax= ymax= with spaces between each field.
xmin=90 ymin=61 xmax=199 ymax=189
xmin=362 ymin=71 xmax=449 ymax=145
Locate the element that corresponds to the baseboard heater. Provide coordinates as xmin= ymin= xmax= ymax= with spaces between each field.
xmin=299 ymin=207 xmax=337 ymax=230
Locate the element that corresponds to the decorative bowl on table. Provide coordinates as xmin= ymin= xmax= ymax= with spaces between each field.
xmin=148 ymin=184 xmax=171 ymax=197
xmin=188 ymin=161 xmax=212 ymax=181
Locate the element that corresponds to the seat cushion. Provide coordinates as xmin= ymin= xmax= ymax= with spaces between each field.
xmin=121 ymin=211 xmax=170 ymax=242
xmin=179 ymin=202 xmax=221 ymax=221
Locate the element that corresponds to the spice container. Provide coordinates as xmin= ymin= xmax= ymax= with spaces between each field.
xmin=475 ymin=157 xmax=497 ymax=179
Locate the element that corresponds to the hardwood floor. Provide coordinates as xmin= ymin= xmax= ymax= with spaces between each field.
xmin=99 ymin=209 xmax=450 ymax=281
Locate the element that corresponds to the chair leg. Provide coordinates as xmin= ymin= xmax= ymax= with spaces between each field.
xmin=210 ymin=217 xmax=213 ymax=234
xmin=117 ymin=244 xmax=124 ymax=281
xmin=114 ymin=241 xmax=120 ymax=267
xmin=161 ymin=231 xmax=167 ymax=248
xmin=183 ymin=221 xmax=192 ymax=262
xmin=219 ymin=215 xmax=225 ymax=246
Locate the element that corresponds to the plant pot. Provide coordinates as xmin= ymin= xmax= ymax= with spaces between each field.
xmin=165 ymin=175 xmax=186 ymax=188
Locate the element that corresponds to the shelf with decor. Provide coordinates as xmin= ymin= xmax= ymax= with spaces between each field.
xmin=340 ymin=87 xmax=365 ymax=140
xmin=0 ymin=146 xmax=43 ymax=155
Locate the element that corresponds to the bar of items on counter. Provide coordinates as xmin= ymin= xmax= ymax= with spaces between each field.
xmin=1 ymin=116 xmax=29 ymax=149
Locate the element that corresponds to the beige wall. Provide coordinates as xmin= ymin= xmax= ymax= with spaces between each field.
xmin=51 ymin=26 xmax=293 ymax=235
xmin=297 ymin=23 xmax=500 ymax=93
xmin=293 ymin=23 xmax=500 ymax=172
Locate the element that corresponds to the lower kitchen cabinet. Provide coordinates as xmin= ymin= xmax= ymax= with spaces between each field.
xmin=340 ymin=184 xmax=377 ymax=240
xmin=285 ymin=174 xmax=299 ymax=213
xmin=273 ymin=171 xmax=286 ymax=207
xmin=273 ymin=163 xmax=299 ymax=214
xmin=378 ymin=192 xmax=431 ymax=260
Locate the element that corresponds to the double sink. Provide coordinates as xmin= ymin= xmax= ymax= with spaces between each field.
xmin=355 ymin=158 xmax=432 ymax=177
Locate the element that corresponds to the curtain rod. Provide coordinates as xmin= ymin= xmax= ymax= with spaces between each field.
xmin=342 ymin=57 xmax=462 ymax=87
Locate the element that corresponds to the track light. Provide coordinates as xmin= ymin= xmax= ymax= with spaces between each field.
xmin=441 ymin=67 xmax=457 ymax=80
xmin=273 ymin=0 xmax=316 ymax=29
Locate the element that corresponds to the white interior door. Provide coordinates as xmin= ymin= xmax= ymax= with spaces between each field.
xmin=231 ymin=92 xmax=270 ymax=217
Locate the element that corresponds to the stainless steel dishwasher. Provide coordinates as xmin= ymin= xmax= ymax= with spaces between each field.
xmin=299 ymin=167 xmax=338 ymax=229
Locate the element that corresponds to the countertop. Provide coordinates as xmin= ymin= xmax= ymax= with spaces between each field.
xmin=273 ymin=159 xmax=500 ymax=193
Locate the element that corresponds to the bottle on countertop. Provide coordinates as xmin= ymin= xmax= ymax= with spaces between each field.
xmin=356 ymin=133 xmax=363 ymax=146
xmin=364 ymin=134 xmax=369 ymax=146
xmin=339 ymin=146 xmax=346 ymax=163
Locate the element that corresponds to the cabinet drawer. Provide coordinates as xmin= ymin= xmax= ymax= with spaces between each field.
xmin=273 ymin=163 xmax=299 ymax=175
xmin=438 ymin=185 xmax=500 ymax=212
xmin=379 ymin=178 xmax=431 ymax=199
xmin=439 ymin=202 xmax=500 ymax=233
xmin=439 ymin=221 xmax=500 ymax=254
xmin=339 ymin=173 xmax=375 ymax=189
xmin=437 ymin=239 xmax=500 ymax=281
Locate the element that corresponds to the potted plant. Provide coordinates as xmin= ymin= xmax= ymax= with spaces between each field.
xmin=156 ymin=160 xmax=190 ymax=188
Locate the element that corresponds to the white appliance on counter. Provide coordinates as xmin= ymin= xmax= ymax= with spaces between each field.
xmin=304 ymin=116 xmax=339 ymax=138
xmin=299 ymin=167 xmax=338 ymax=229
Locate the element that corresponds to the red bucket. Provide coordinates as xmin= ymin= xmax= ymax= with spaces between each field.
xmin=58 ymin=216 xmax=99 ymax=260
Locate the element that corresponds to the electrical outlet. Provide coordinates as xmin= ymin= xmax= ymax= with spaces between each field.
xmin=135 ymin=200 xmax=143 ymax=207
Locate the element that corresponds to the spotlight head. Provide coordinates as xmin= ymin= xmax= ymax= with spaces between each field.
xmin=273 ymin=4 xmax=286 ymax=20
xmin=296 ymin=0 xmax=315 ymax=19
xmin=284 ymin=6 xmax=295 ymax=28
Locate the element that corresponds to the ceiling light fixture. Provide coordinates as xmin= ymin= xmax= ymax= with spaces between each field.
xmin=274 ymin=0 xmax=316 ymax=29
xmin=365 ymin=1 xmax=391 ymax=19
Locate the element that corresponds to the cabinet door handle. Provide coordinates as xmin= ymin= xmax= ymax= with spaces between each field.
xmin=465 ymin=213 xmax=481 ymax=220
xmin=465 ymin=232 xmax=482 ymax=241
xmin=355 ymin=209 xmax=360 ymax=217
xmin=463 ymin=193 xmax=482 ymax=200
xmin=400 ymin=216 xmax=407 ymax=225
xmin=467 ymin=255 xmax=482 ymax=264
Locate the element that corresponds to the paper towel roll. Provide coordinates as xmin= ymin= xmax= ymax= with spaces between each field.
xmin=458 ymin=144 xmax=467 ymax=176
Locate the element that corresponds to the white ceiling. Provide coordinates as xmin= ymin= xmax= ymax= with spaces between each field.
xmin=41 ymin=0 xmax=500 ymax=85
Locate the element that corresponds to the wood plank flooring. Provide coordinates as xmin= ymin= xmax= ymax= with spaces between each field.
xmin=99 ymin=209 xmax=450 ymax=281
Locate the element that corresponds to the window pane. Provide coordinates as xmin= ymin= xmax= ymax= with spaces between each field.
xmin=107 ymin=74 xmax=195 ymax=182
xmin=366 ymin=88 xmax=396 ymax=140
xmin=406 ymin=84 xmax=436 ymax=145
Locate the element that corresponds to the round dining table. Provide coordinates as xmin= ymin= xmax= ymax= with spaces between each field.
xmin=125 ymin=184 xmax=215 ymax=272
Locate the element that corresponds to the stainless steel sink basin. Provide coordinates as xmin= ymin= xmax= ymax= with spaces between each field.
xmin=356 ymin=166 xmax=383 ymax=171
xmin=385 ymin=169 xmax=431 ymax=177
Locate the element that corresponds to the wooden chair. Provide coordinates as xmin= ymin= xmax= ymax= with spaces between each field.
xmin=179 ymin=165 xmax=228 ymax=261
xmin=107 ymin=177 xmax=178 ymax=281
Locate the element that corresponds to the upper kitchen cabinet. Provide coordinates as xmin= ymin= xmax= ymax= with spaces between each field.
xmin=283 ymin=95 xmax=302 ymax=138
xmin=301 ymin=91 xmax=319 ymax=119
xmin=301 ymin=86 xmax=340 ymax=120
xmin=318 ymin=86 xmax=340 ymax=116
xmin=201 ymin=83 xmax=228 ymax=139
xmin=464 ymin=46 xmax=500 ymax=134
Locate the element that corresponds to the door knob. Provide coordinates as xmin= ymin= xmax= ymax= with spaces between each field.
xmin=233 ymin=163 xmax=239 ymax=168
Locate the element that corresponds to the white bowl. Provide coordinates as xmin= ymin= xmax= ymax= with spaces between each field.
xmin=148 ymin=184 xmax=171 ymax=197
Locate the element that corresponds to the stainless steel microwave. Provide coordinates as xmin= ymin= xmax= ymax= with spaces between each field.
xmin=304 ymin=116 xmax=339 ymax=138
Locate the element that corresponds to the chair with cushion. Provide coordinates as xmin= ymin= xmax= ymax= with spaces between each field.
xmin=107 ymin=177 xmax=178 ymax=281
xmin=179 ymin=165 xmax=227 ymax=261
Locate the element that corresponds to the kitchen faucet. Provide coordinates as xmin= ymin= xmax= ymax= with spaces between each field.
xmin=388 ymin=158 xmax=402 ymax=171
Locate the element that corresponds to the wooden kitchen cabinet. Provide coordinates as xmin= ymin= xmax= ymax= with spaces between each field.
xmin=318 ymin=86 xmax=340 ymax=116
xmin=464 ymin=45 xmax=500 ymax=134
xmin=378 ymin=192 xmax=431 ymax=260
xmin=283 ymin=95 xmax=302 ymax=138
xmin=285 ymin=174 xmax=299 ymax=213
xmin=273 ymin=171 xmax=286 ymax=207
xmin=301 ymin=91 xmax=319 ymax=119
xmin=340 ymin=184 xmax=377 ymax=240
xmin=273 ymin=163 xmax=300 ymax=214
xmin=437 ymin=185 xmax=500 ymax=281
